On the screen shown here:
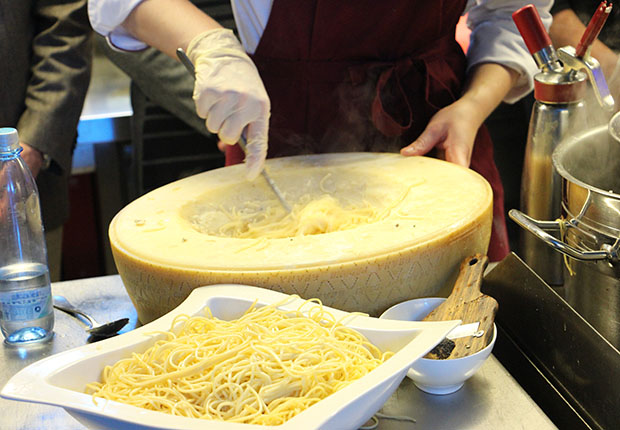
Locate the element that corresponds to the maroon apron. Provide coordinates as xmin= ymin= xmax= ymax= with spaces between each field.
xmin=226 ymin=0 xmax=510 ymax=261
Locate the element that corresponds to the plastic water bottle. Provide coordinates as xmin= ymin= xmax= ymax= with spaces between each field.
xmin=0 ymin=127 xmax=54 ymax=344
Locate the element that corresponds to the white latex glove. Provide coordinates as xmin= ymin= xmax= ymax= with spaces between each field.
xmin=187 ymin=29 xmax=270 ymax=180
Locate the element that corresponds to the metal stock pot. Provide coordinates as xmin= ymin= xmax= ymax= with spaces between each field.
xmin=510 ymin=125 xmax=620 ymax=349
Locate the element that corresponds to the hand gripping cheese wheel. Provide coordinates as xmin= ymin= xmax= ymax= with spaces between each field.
xmin=109 ymin=153 xmax=492 ymax=323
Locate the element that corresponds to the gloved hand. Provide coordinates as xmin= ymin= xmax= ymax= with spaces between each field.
xmin=187 ymin=29 xmax=270 ymax=180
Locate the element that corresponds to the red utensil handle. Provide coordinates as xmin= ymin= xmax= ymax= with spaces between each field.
xmin=512 ymin=4 xmax=552 ymax=55
xmin=575 ymin=1 xmax=612 ymax=57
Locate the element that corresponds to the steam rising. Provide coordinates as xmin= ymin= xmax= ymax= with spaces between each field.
xmin=556 ymin=74 xmax=620 ymax=195
xmin=270 ymin=71 xmax=406 ymax=156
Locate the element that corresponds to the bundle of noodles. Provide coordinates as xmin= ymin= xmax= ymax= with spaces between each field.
xmin=86 ymin=299 xmax=393 ymax=425
xmin=215 ymin=195 xmax=385 ymax=239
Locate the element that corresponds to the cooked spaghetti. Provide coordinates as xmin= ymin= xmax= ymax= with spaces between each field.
xmin=215 ymin=195 xmax=384 ymax=238
xmin=187 ymin=176 xmax=423 ymax=239
xmin=85 ymin=298 xmax=393 ymax=425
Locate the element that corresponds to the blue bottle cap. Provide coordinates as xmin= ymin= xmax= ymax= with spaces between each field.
xmin=0 ymin=127 xmax=20 ymax=152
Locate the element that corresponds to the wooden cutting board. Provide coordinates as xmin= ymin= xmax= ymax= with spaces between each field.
xmin=423 ymin=254 xmax=498 ymax=359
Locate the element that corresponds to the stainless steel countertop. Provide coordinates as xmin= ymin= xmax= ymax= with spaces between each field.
xmin=0 ymin=275 xmax=557 ymax=429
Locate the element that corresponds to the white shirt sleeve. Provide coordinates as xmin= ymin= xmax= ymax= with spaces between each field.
xmin=88 ymin=0 xmax=271 ymax=52
xmin=464 ymin=0 xmax=553 ymax=103
xmin=88 ymin=0 xmax=148 ymax=51
xmin=230 ymin=0 xmax=272 ymax=54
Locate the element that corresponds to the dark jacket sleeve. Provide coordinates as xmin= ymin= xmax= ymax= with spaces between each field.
xmin=16 ymin=0 xmax=93 ymax=174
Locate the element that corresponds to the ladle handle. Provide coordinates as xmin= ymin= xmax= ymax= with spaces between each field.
xmin=53 ymin=296 xmax=97 ymax=328
xmin=53 ymin=304 xmax=96 ymax=329
xmin=509 ymin=209 xmax=618 ymax=262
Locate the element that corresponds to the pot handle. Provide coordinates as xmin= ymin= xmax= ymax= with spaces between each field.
xmin=508 ymin=209 xmax=618 ymax=262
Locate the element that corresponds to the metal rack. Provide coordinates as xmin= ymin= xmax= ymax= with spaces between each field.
xmin=126 ymin=84 xmax=224 ymax=200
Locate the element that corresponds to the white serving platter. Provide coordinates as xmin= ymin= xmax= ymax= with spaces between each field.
xmin=1 ymin=285 xmax=459 ymax=430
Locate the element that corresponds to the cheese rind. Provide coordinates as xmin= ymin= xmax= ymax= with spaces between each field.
xmin=110 ymin=153 xmax=492 ymax=323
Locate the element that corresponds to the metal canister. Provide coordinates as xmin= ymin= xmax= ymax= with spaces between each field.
xmin=512 ymin=4 xmax=613 ymax=285
xmin=519 ymin=70 xmax=587 ymax=285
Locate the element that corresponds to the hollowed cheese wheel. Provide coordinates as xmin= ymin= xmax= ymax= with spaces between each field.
xmin=110 ymin=153 xmax=492 ymax=323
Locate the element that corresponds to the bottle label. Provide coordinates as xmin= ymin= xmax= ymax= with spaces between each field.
xmin=0 ymin=288 xmax=52 ymax=321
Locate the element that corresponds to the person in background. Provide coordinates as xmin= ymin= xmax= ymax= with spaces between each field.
xmin=0 ymin=1 xmax=93 ymax=281
xmin=88 ymin=0 xmax=553 ymax=262
xmin=549 ymin=0 xmax=620 ymax=103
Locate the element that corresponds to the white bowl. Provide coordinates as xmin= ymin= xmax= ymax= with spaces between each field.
xmin=380 ymin=298 xmax=497 ymax=395
xmin=2 ymin=285 xmax=459 ymax=430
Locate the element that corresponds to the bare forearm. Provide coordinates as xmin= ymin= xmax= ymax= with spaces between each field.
xmin=460 ymin=63 xmax=519 ymax=127
xmin=122 ymin=0 xmax=222 ymax=58
xmin=400 ymin=63 xmax=518 ymax=166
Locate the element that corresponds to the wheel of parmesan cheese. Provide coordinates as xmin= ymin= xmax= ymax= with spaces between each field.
xmin=110 ymin=153 xmax=492 ymax=323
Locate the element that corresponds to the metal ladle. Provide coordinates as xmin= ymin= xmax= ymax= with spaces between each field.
xmin=53 ymin=295 xmax=129 ymax=338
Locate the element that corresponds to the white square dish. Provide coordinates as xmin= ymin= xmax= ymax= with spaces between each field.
xmin=1 ymin=285 xmax=459 ymax=430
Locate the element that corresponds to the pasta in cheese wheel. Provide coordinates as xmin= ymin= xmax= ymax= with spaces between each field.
xmin=110 ymin=153 xmax=493 ymax=323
